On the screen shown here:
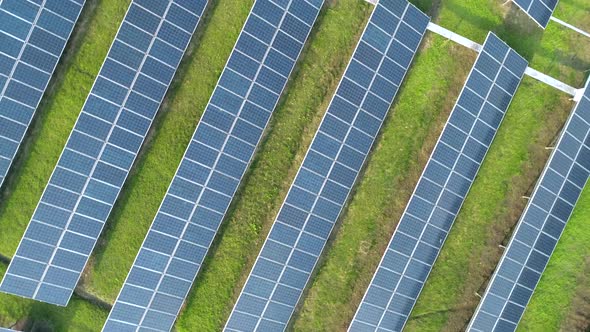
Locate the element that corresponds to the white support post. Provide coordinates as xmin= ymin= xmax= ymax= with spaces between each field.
xmin=550 ymin=16 xmax=590 ymax=39
xmin=524 ymin=67 xmax=579 ymax=98
xmin=425 ymin=22 xmax=580 ymax=97
xmin=426 ymin=22 xmax=483 ymax=52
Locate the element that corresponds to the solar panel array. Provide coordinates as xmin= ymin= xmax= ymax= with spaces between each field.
xmin=467 ymin=78 xmax=590 ymax=332
xmin=349 ymin=32 xmax=528 ymax=332
xmin=0 ymin=0 xmax=205 ymax=306
xmin=102 ymin=0 xmax=323 ymax=331
xmin=0 ymin=0 xmax=85 ymax=188
xmin=225 ymin=2 xmax=430 ymax=331
xmin=513 ymin=0 xmax=558 ymax=28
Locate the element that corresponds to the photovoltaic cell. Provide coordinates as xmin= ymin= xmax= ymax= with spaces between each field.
xmin=513 ymin=0 xmax=558 ymax=28
xmin=102 ymin=1 xmax=323 ymax=331
xmin=0 ymin=0 xmax=85 ymax=188
xmin=0 ymin=0 xmax=205 ymax=306
xmin=467 ymin=77 xmax=590 ymax=332
xmin=349 ymin=32 xmax=528 ymax=332
xmin=225 ymin=2 xmax=429 ymax=331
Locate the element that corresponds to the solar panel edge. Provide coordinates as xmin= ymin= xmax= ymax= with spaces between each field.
xmin=480 ymin=119 xmax=589 ymax=330
xmin=225 ymin=2 xmax=430 ymax=331
xmin=0 ymin=0 xmax=142 ymax=306
xmin=0 ymin=0 xmax=205 ymax=307
xmin=467 ymin=76 xmax=590 ymax=332
xmin=512 ymin=0 xmax=557 ymax=29
xmin=0 ymin=0 xmax=87 ymax=189
xmin=0 ymin=0 xmax=91 ymax=304
xmin=103 ymin=1 xmax=323 ymax=331
xmin=70 ymin=0 xmax=207 ymax=308
xmin=297 ymin=3 xmax=433 ymax=329
xmin=349 ymin=31 xmax=528 ymax=332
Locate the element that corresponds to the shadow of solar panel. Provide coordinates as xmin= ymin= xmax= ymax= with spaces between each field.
xmin=102 ymin=1 xmax=323 ymax=332
xmin=513 ymin=0 xmax=558 ymax=28
xmin=468 ymin=77 xmax=590 ymax=332
xmin=225 ymin=2 xmax=429 ymax=332
xmin=0 ymin=0 xmax=85 ymax=188
xmin=350 ymin=32 xmax=528 ymax=332
xmin=0 ymin=0 xmax=205 ymax=307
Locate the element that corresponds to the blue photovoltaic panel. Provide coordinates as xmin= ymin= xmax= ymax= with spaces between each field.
xmin=513 ymin=0 xmax=558 ymax=28
xmin=102 ymin=1 xmax=323 ymax=331
xmin=349 ymin=32 xmax=528 ymax=332
xmin=0 ymin=0 xmax=205 ymax=306
xmin=467 ymin=78 xmax=590 ymax=332
xmin=225 ymin=2 xmax=429 ymax=331
xmin=0 ymin=0 xmax=85 ymax=188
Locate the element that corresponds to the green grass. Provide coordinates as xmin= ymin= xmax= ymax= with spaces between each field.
xmin=518 ymin=187 xmax=590 ymax=331
xmin=0 ymin=263 xmax=107 ymax=331
xmin=84 ymin=0 xmax=254 ymax=302
xmin=292 ymin=32 xmax=474 ymax=331
xmin=0 ymin=0 xmax=131 ymax=256
xmin=175 ymin=2 xmax=372 ymax=331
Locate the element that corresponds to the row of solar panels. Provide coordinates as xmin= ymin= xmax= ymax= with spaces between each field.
xmin=225 ymin=1 xmax=430 ymax=330
xmin=0 ymin=0 xmax=85 ymax=187
xmin=0 ymin=0 xmax=582 ymax=332
xmin=350 ymin=32 xmax=528 ymax=332
xmin=468 ymin=78 xmax=590 ymax=332
xmin=1 ymin=0 xmax=207 ymax=307
xmin=104 ymin=0 xmax=324 ymax=331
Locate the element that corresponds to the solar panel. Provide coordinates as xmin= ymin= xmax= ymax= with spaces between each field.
xmin=467 ymin=78 xmax=590 ymax=332
xmin=102 ymin=1 xmax=323 ymax=331
xmin=0 ymin=0 xmax=85 ymax=188
xmin=513 ymin=0 xmax=558 ymax=28
xmin=0 ymin=0 xmax=206 ymax=306
xmin=224 ymin=2 xmax=429 ymax=331
xmin=349 ymin=32 xmax=528 ymax=332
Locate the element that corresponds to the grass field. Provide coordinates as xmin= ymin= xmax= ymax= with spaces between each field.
xmin=0 ymin=0 xmax=589 ymax=331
